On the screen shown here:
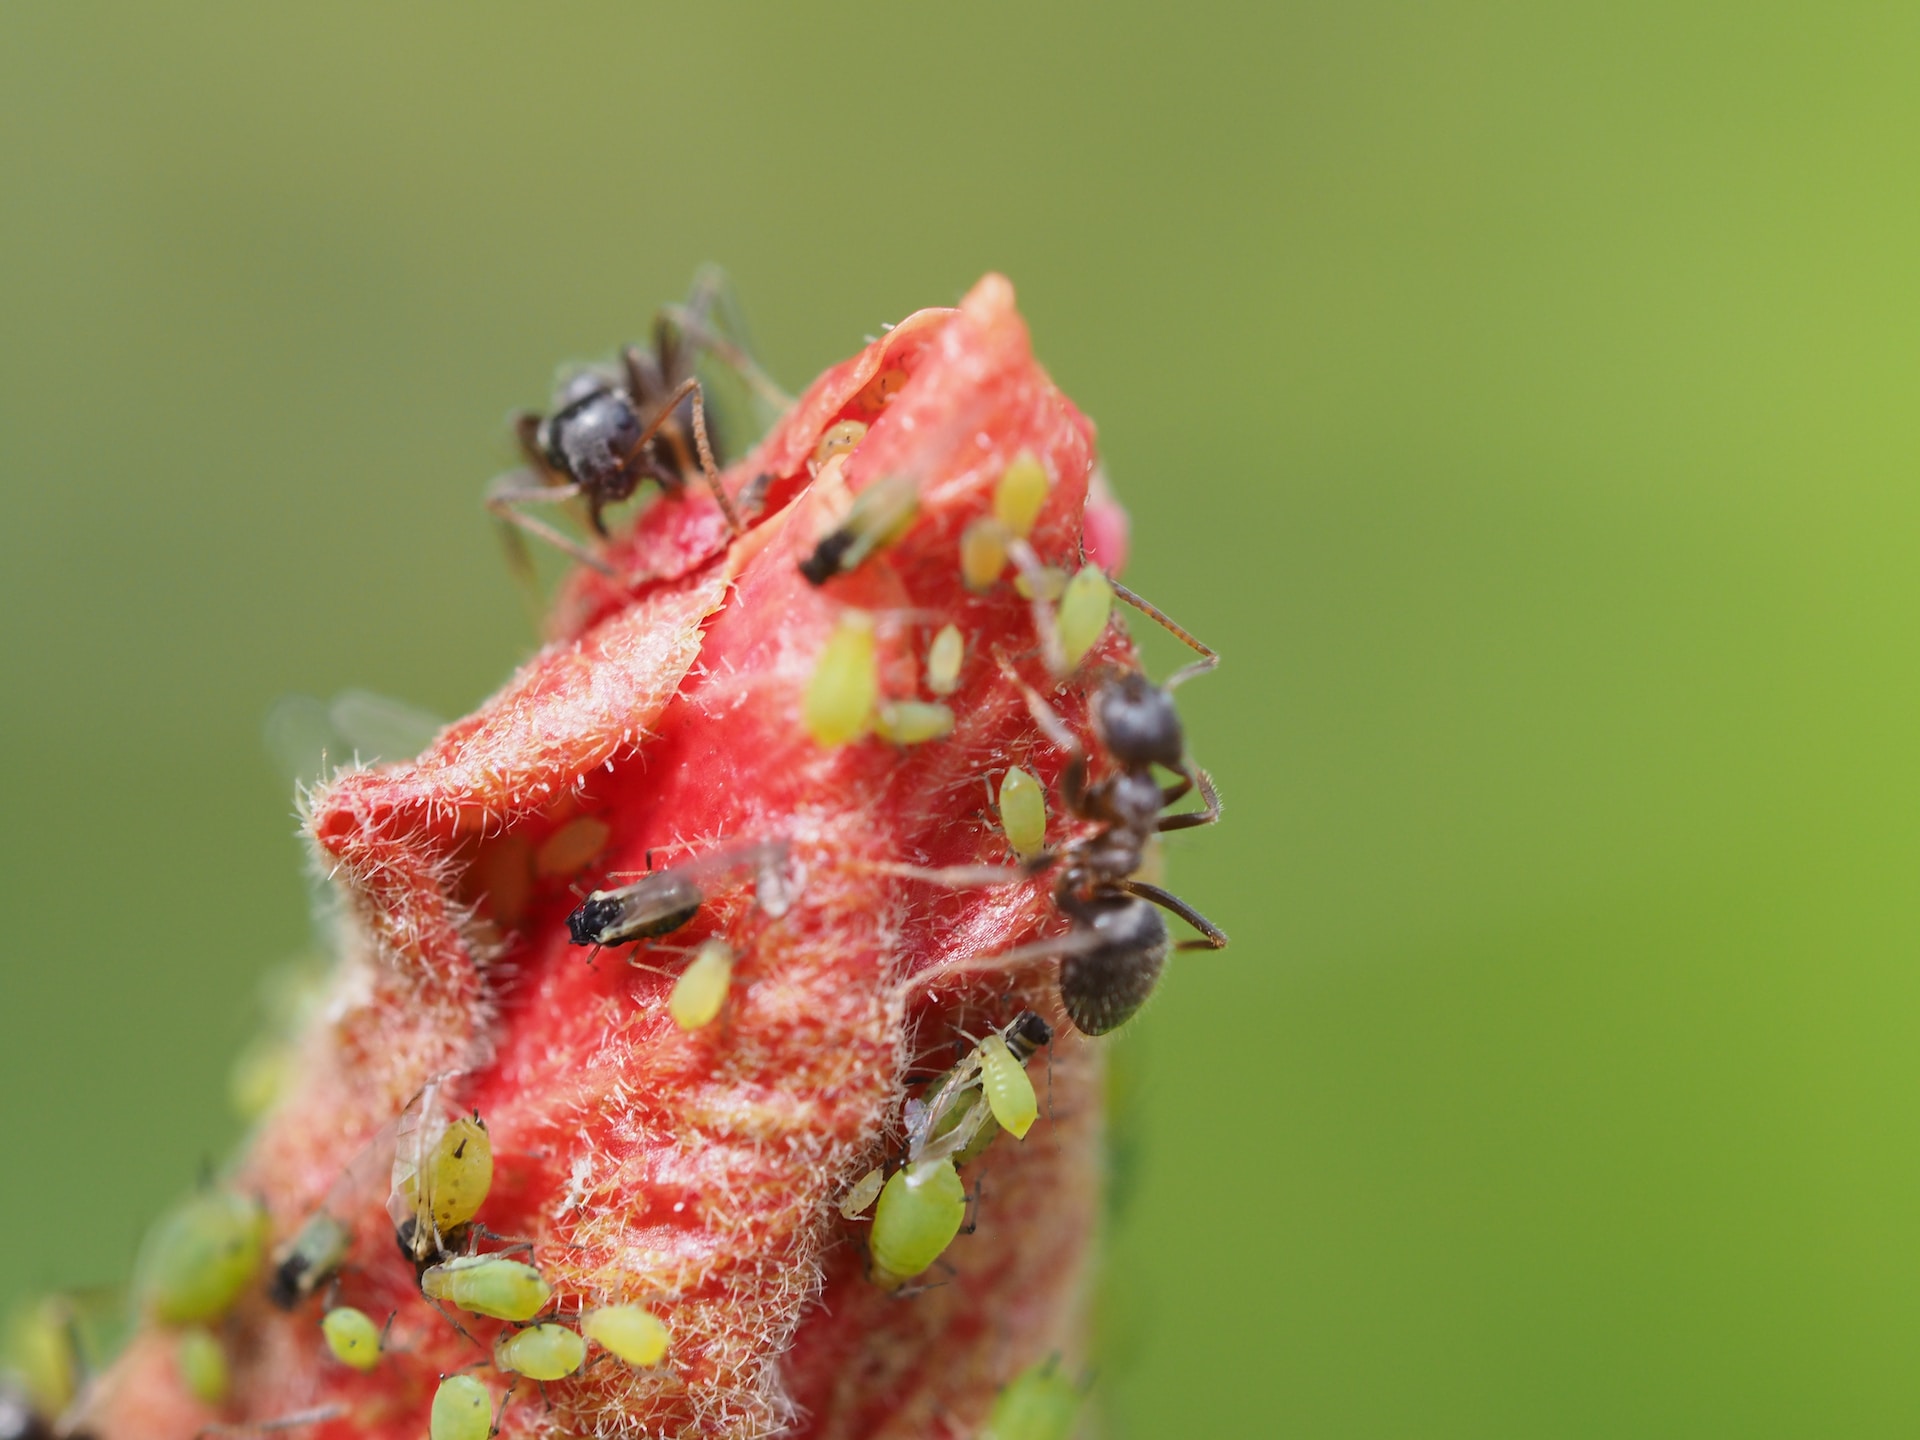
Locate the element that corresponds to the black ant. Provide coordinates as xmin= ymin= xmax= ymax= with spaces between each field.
xmin=487 ymin=274 xmax=778 ymax=577
xmin=886 ymin=581 xmax=1227 ymax=1034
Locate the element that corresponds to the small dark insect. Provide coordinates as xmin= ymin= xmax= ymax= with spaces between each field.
xmin=889 ymin=584 xmax=1226 ymax=1035
xmin=0 ymin=1387 xmax=59 ymax=1440
xmin=486 ymin=272 xmax=789 ymax=578
xmin=266 ymin=1210 xmax=352 ymax=1310
xmin=565 ymin=840 xmax=797 ymax=952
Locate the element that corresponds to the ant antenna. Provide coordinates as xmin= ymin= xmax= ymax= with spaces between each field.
xmin=1110 ymin=577 xmax=1218 ymax=689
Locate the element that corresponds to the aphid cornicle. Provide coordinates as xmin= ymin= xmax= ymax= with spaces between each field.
xmin=565 ymin=839 xmax=795 ymax=952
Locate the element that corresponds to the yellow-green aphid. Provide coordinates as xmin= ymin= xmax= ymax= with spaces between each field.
xmin=321 ymin=1306 xmax=382 ymax=1372
xmin=997 ymin=766 xmax=1048 ymax=861
xmin=175 ymin=1326 xmax=228 ymax=1405
xmin=976 ymin=1034 xmax=1039 ymax=1139
xmin=838 ymin=1166 xmax=886 ymax=1220
xmin=873 ymin=700 xmax=955 ymax=746
xmin=869 ymin=1159 xmax=967 ymax=1287
xmin=993 ymin=452 xmax=1050 ymax=538
xmin=926 ymin=623 xmax=965 ymax=696
xmin=581 ymin=1305 xmax=670 ymax=1367
xmin=138 ymin=1189 xmax=267 ymax=1325
xmin=395 ymin=1110 xmax=494 ymax=1265
xmin=803 ymin=609 xmax=877 ymax=746
xmin=669 ymin=939 xmax=733 ymax=1030
xmin=1012 ymin=564 xmax=1067 ymax=602
xmin=813 ymin=418 xmax=868 ymax=467
xmin=981 ymin=1358 xmax=1081 ymax=1440
xmin=534 ymin=816 xmax=611 ymax=878
xmin=493 ymin=1323 xmax=586 ymax=1381
xmin=429 ymin=1373 xmax=494 ymax=1440
xmin=1056 ymin=565 xmax=1114 ymax=672
xmin=960 ymin=517 xmax=1010 ymax=591
xmin=421 ymin=1255 xmax=552 ymax=1322
xmin=6 ymin=1296 xmax=80 ymax=1415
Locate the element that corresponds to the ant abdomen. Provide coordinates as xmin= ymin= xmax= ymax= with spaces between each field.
xmin=1056 ymin=894 xmax=1169 ymax=1035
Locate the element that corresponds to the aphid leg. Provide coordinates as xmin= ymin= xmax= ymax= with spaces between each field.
xmin=1155 ymin=766 xmax=1221 ymax=833
xmin=492 ymin=1379 xmax=519 ymax=1438
xmin=486 ymin=472 xmax=617 ymax=578
xmin=425 ymin=1294 xmax=481 ymax=1349
xmin=1119 ymin=880 xmax=1229 ymax=950
xmin=1110 ymin=577 xmax=1220 ymax=689
xmin=627 ymin=375 xmax=741 ymax=532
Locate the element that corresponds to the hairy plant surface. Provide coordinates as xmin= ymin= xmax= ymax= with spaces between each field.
xmin=79 ymin=275 xmax=1164 ymax=1439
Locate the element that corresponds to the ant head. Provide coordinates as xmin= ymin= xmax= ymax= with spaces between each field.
xmin=550 ymin=365 xmax=617 ymax=411
xmin=1093 ymin=670 xmax=1184 ymax=771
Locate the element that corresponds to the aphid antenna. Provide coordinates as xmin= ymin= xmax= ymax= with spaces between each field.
xmin=1109 ymin=577 xmax=1219 ymax=690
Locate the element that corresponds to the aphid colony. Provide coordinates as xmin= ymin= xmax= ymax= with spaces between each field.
xmin=48 ymin=1076 xmax=679 ymax=1438
xmin=31 ymin=279 xmax=1214 ymax=1436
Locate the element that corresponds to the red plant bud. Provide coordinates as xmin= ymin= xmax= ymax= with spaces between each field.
xmin=84 ymin=275 xmax=1152 ymax=1438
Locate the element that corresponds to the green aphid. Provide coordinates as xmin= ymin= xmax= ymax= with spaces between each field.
xmin=997 ymin=766 xmax=1048 ymax=861
xmin=175 ymin=1326 xmax=228 ymax=1405
xmin=321 ymin=1306 xmax=382 ymax=1372
xmin=992 ymin=452 xmax=1050 ymax=539
xmin=420 ymin=1255 xmax=551 ymax=1322
xmin=429 ymin=1372 xmax=495 ymax=1440
xmin=5 ymin=1295 xmax=82 ymax=1416
xmin=803 ymin=610 xmax=878 ymax=746
xmin=669 ymin=939 xmax=733 ymax=1030
xmin=493 ymin=1323 xmax=586 ymax=1381
xmin=981 ymin=1357 xmax=1082 ymax=1440
xmin=1055 ymin=565 xmax=1114 ymax=672
xmin=926 ymin=623 xmax=965 ymax=696
xmin=960 ymin=516 xmax=1011 ymax=591
xmin=580 ymin=1304 xmax=671 ymax=1368
xmin=138 ymin=1189 xmax=267 ymax=1325
xmin=976 ymin=1034 xmax=1039 ymax=1139
xmin=873 ymin=700 xmax=955 ymax=746
xmin=868 ymin=1159 xmax=967 ymax=1288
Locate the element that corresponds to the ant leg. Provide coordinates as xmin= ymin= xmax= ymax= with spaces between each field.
xmin=1110 ymin=577 xmax=1219 ymax=690
xmin=992 ymin=654 xmax=1087 ymax=760
xmin=860 ymin=859 xmax=1039 ymax=889
xmin=621 ymin=342 xmax=668 ymax=408
xmin=1004 ymin=538 xmax=1068 ymax=677
xmin=486 ymin=472 xmax=616 ymax=578
xmin=659 ymin=299 xmax=796 ymax=413
xmin=194 ymin=1405 xmax=347 ymax=1437
xmin=1119 ymin=880 xmax=1228 ymax=950
xmin=629 ymin=376 xmax=741 ymax=531
xmin=903 ymin=928 xmax=1098 ymax=1000
xmin=1156 ymin=767 xmax=1221 ymax=833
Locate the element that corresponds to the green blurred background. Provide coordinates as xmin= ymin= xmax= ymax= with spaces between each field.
xmin=4 ymin=3 xmax=1917 ymax=1433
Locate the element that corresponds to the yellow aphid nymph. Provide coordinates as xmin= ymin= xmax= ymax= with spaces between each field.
xmin=976 ymin=1033 xmax=1039 ymax=1139
xmin=494 ymin=1323 xmax=587 ymax=1381
xmin=321 ymin=1306 xmax=383 ymax=1372
xmin=926 ymin=623 xmax=965 ymax=696
xmin=423 ymin=1114 xmax=492 ymax=1236
xmin=1055 ymin=565 xmax=1114 ymax=672
xmin=803 ymin=609 xmax=878 ymax=746
xmin=670 ymin=939 xmax=733 ymax=1029
xmin=997 ymin=766 xmax=1048 ymax=861
xmin=992 ymin=452 xmax=1050 ymax=538
xmin=581 ymin=1304 xmax=671 ymax=1367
